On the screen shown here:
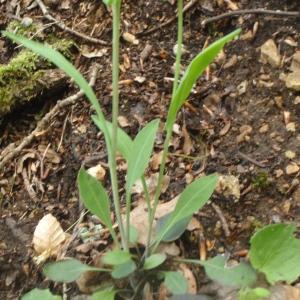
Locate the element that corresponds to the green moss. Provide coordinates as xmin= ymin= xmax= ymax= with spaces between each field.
xmin=6 ymin=20 xmax=39 ymax=38
xmin=251 ymin=172 xmax=270 ymax=189
xmin=0 ymin=21 xmax=75 ymax=117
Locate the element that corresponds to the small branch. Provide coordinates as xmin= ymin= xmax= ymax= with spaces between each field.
xmin=136 ymin=0 xmax=197 ymax=37
xmin=35 ymin=0 xmax=109 ymax=45
xmin=237 ymin=151 xmax=266 ymax=168
xmin=0 ymin=64 xmax=100 ymax=170
xmin=202 ymin=8 xmax=299 ymax=26
xmin=211 ymin=203 xmax=230 ymax=237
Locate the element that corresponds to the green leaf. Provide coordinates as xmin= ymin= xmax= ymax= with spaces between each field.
xmin=249 ymin=223 xmax=300 ymax=284
xmin=129 ymin=225 xmax=139 ymax=244
xmin=126 ymin=119 xmax=159 ymax=191
xmin=166 ymin=29 xmax=241 ymax=131
xmin=183 ymin=255 xmax=257 ymax=288
xmin=78 ymin=169 xmax=114 ymax=232
xmin=43 ymin=259 xmax=106 ymax=283
xmin=154 ymin=174 xmax=218 ymax=246
xmin=22 ymin=289 xmax=61 ymax=300
xmin=156 ymin=213 xmax=192 ymax=242
xmin=111 ymin=259 xmax=136 ymax=279
xmin=102 ymin=250 xmax=132 ymax=266
xmin=2 ymin=32 xmax=106 ymax=130
xmin=163 ymin=271 xmax=188 ymax=295
xmin=169 ymin=296 xmax=213 ymax=300
xmin=143 ymin=253 xmax=166 ymax=270
xmin=90 ymin=288 xmax=117 ymax=300
xmin=238 ymin=288 xmax=270 ymax=300
xmin=92 ymin=117 xmax=133 ymax=161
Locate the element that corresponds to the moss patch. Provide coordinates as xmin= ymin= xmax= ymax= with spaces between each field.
xmin=0 ymin=21 xmax=75 ymax=118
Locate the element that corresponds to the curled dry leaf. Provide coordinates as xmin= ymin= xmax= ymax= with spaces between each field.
xmin=216 ymin=174 xmax=240 ymax=200
xmin=156 ymin=242 xmax=180 ymax=256
xmin=179 ymin=263 xmax=197 ymax=294
xmin=87 ymin=164 xmax=106 ymax=182
xmin=33 ymin=214 xmax=66 ymax=263
xmin=269 ymin=284 xmax=300 ymax=300
xmin=182 ymin=124 xmax=193 ymax=155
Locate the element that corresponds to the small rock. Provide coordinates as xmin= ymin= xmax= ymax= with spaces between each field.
xmin=224 ymin=54 xmax=238 ymax=69
xmin=290 ymin=51 xmax=300 ymax=72
xmin=237 ymin=80 xmax=247 ymax=95
xmin=294 ymin=96 xmax=300 ymax=104
xmin=259 ymin=124 xmax=269 ymax=133
xmin=274 ymin=96 xmax=284 ymax=109
xmin=286 ymin=122 xmax=296 ymax=132
xmin=122 ymin=32 xmax=139 ymax=45
xmin=285 ymin=72 xmax=300 ymax=91
xmin=286 ymin=163 xmax=299 ymax=175
xmin=274 ymin=169 xmax=284 ymax=178
xmin=260 ymin=39 xmax=281 ymax=67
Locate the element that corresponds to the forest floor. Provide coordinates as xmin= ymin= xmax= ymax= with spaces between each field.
xmin=0 ymin=0 xmax=300 ymax=299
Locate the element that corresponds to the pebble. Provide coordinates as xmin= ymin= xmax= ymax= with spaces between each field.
xmin=260 ymin=39 xmax=281 ymax=67
xmin=286 ymin=163 xmax=300 ymax=175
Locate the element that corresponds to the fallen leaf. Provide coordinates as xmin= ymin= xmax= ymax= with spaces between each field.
xmin=179 ymin=264 xmax=197 ymax=294
xmin=182 ymin=125 xmax=193 ymax=155
xmin=33 ymin=214 xmax=66 ymax=263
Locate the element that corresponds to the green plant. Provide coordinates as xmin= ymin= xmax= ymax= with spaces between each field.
xmin=181 ymin=223 xmax=300 ymax=299
xmin=3 ymin=0 xmax=241 ymax=298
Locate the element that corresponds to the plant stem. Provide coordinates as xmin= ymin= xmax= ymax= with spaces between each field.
xmin=110 ymin=0 xmax=127 ymax=250
xmin=145 ymin=0 xmax=183 ymax=256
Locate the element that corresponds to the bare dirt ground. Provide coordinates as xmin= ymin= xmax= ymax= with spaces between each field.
xmin=0 ymin=0 xmax=299 ymax=299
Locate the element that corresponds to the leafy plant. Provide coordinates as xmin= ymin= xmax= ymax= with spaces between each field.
xmin=6 ymin=0 xmax=241 ymax=299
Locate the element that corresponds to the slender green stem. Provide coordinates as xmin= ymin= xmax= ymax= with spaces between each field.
xmin=145 ymin=0 xmax=184 ymax=256
xmin=110 ymin=0 xmax=127 ymax=250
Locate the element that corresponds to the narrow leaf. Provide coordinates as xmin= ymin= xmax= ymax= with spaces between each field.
xmin=126 ymin=119 xmax=159 ymax=191
xmin=156 ymin=213 xmax=192 ymax=242
xmin=143 ymin=253 xmax=166 ymax=270
xmin=183 ymin=255 xmax=257 ymax=288
xmin=166 ymin=29 xmax=241 ymax=130
xmin=111 ymin=259 xmax=136 ymax=279
xmin=22 ymin=289 xmax=61 ymax=300
xmin=169 ymin=296 xmax=213 ymax=300
xmin=92 ymin=117 xmax=133 ymax=161
xmin=239 ymin=288 xmax=270 ymax=300
xmin=155 ymin=174 xmax=217 ymax=245
xmin=102 ymin=250 xmax=132 ymax=266
xmin=90 ymin=288 xmax=116 ymax=300
xmin=43 ymin=259 xmax=105 ymax=283
xmin=163 ymin=271 xmax=188 ymax=295
xmin=249 ymin=224 xmax=300 ymax=284
xmin=78 ymin=169 xmax=113 ymax=232
xmin=129 ymin=225 xmax=139 ymax=244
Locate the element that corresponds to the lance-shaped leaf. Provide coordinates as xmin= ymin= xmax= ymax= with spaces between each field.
xmin=143 ymin=253 xmax=166 ymax=270
xmin=183 ymin=255 xmax=257 ymax=288
xmin=126 ymin=119 xmax=159 ymax=191
xmin=154 ymin=174 xmax=218 ymax=246
xmin=92 ymin=117 xmax=133 ymax=161
xmin=78 ymin=169 xmax=114 ymax=234
xmin=163 ymin=271 xmax=188 ymax=295
xmin=43 ymin=259 xmax=108 ymax=283
xmin=102 ymin=250 xmax=132 ymax=266
xmin=111 ymin=259 xmax=136 ymax=279
xmin=22 ymin=289 xmax=61 ymax=300
xmin=166 ymin=29 xmax=241 ymax=131
xmin=91 ymin=288 xmax=117 ymax=300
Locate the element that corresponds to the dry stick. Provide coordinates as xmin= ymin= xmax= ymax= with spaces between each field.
xmin=0 ymin=64 xmax=100 ymax=170
xmin=237 ymin=151 xmax=266 ymax=168
xmin=136 ymin=0 xmax=197 ymax=37
xmin=35 ymin=0 xmax=109 ymax=45
xmin=202 ymin=8 xmax=299 ymax=26
xmin=211 ymin=203 xmax=230 ymax=237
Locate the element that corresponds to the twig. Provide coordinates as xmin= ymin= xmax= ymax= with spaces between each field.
xmin=0 ymin=64 xmax=100 ymax=170
xmin=22 ymin=168 xmax=40 ymax=202
xmin=35 ymin=0 xmax=109 ymax=45
xmin=136 ymin=0 xmax=197 ymax=37
xmin=211 ymin=203 xmax=230 ymax=237
xmin=237 ymin=151 xmax=266 ymax=168
xmin=202 ymin=8 xmax=299 ymax=26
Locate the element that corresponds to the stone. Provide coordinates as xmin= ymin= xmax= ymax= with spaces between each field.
xmin=260 ymin=39 xmax=281 ymax=67
xmin=285 ymin=71 xmax=300 ymax=91
xmin=286 ymin=163 xmax=300 ymax=175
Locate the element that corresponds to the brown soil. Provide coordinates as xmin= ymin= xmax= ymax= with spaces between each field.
xmin=0 ymin=0 xmax=299 ymax=299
